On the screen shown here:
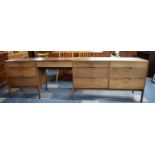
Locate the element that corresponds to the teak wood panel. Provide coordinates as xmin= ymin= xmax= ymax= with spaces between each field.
xmin=73 ymin=61 xmax=109 ymax=68
xmin=73 ymin=78 xmax=108 ymax=88
xmin=109 ymin=79 xmax=145 ymax=89
xmin=7 ymin=77 xmax=38 ymax=87
xmin=73 ymin=68 xmax=109 ymax=78
xmin=37 ymin=68 xmax=47 ymax=86
xmin=36 ymin=61 xmax=72 ymax=67
xmin=5 ymin=62 xmax=36 ymax=68
xmin=6 ymin=67 xmax=37 ymax=77
xmin=110 ymin=67 xmax=147 ymax=78
xmin=110 ymin=61 xmax=148 ymax=68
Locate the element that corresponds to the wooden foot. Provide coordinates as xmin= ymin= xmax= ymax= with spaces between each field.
xmin=56 ymin=70 xmax=59 ymax=82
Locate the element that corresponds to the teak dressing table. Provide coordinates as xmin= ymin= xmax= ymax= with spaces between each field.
xmin=5 ymin=57 xmax=149 ymax=102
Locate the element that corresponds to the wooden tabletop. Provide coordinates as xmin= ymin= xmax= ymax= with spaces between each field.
xmin=6 ymin=57 xmax=148 ymax=62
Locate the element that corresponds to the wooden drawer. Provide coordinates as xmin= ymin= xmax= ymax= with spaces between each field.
xmin=73 ymin=61 xmax=109 ymax=67
xmin=7 ymin=77 xmax=38 ymax=87
xmin=110 ymin=67 xmax=147 ymax=78
xmin=73 ymin=68 xmax=109 ymax=78
xmin=109 ymin=78 xmax=145 ymax=89
xmin=37 ymin=61 xmax=72 ymax=67
xmin=73 ymin=78 xmax=108 ymax=88
xmin=6 ymin=67 xmax=37 ymax=77
xmin=110 ymin=61 xmax=148 ymax=68
xmin=5 ymin=62 xmax=36 ymax=67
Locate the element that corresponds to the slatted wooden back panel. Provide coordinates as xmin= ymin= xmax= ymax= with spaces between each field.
xmin=79 ymin=51 xmax=93 ymax=57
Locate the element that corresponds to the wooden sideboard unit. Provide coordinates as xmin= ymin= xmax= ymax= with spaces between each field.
xmin=5 ymin=61 xmax=47 ymax=99
xmin=72 ymin=58 xmax=148 ymax=102
xmin=0 ymin=52 xmax=8 ymax=86
xmin=5 ymin=57 xmax=148 ymax=102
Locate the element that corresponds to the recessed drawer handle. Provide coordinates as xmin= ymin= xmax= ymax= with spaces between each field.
xmin=123 ymin=78 xmax=131 ymax=81
xmin=126 ymin=67 xmax=133 ymax=70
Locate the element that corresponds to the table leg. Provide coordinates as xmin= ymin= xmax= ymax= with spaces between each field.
xmin=140 ymin=90 xmax=144 ymax=103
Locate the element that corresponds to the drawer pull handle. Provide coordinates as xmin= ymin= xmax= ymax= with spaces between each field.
xmin=126 ymin=67 xmax=133 ymax=70
xmin=123 ymin=78 xmax=131 ymax=82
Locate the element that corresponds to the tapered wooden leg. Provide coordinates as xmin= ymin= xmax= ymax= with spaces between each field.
xmin=45 ymin=74 xmax=48 ymax=91
xmin=140 ymin=90 xmax=144 ymax=103
xmin=56 ymin=70 xmax=59 ymax=82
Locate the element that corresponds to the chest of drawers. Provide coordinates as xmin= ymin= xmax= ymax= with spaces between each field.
xmin=72 ymin=59 xmax=148 ymax=102
xmin=73 ymin=61 xmax=109 ymax=89
xmin=5 ymin=61 xmax=47 ymax=99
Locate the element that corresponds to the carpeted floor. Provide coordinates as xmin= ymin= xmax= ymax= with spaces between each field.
xmin=0 ymin=69 xmax=155 ymax=103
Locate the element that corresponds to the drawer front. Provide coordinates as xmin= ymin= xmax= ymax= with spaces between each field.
xmin=73 ymin=78 xmax=108 ymax=88
xmin=110 ymin=67 xmax=147 ymax=78
xmin=7 ymin=77 xmax=38 ymax=87
xmin=73 ymin=68 xmax=109 ymax=78
xmin=109 ymin=78 xmax=145 ymax=89
xmin=37 ymin=61 xmax=72 ymax=67
xmin=6 ymin=67 xmax=37 ymax=77
xmin=110 ymin=61 xmax=148 ymax=68
xmin=5 ymin=62 xmax=36 ymax=67
xmin=73 ymin=61 xmax=109 ymax=67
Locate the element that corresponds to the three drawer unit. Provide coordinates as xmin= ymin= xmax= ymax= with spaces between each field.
xmin=5 ymin=61 xmax=47 ymax=99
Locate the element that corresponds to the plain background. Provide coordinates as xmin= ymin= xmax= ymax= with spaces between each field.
xmin=0 ymin=0 xmax=155 ymax=155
